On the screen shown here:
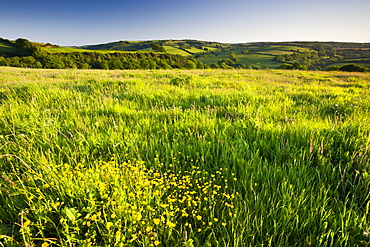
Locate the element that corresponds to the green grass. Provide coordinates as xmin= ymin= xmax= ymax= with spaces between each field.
xmin=162 ymin=46 xmax=191 ymax=56
xmin=237 ymin=53 xmax=281 ymax=68
xmin=270 ymin=45 xmax=312 ymax=53
xmin=43 ymin=46 xmax=128 ymax=54
xmin=202 ymin=47 xmax=221 ymax=52
xmin=137 ymin=45 xmax=191 ymax=55
xmin=0 ymin=67 xmax=369 ymax=246
xmin=183 ymin=47 xmax=206 ymax=54
xmin=257 ymin=50 xmax=295 ymax=56
xmin=0 ymin=40 xmax=18 ymax=53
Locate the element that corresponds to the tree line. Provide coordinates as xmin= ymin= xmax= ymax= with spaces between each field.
xmin=274 ymin=48 xmax=370 ymax=71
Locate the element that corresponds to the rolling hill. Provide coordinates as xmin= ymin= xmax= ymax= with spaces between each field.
xmin=1 ymin=37 xmax=370 ymax=70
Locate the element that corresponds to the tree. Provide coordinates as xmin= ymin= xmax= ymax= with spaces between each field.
xmin=16 ymin=38 xmax=47 ymax=58
xmin=78 ymin=63 xmax=90 ymax=69
xmin=184 ymin=60 xmax=196 ymax=69
xmin=0 ymin=57 xmax=7 ymax=66
xmin=325 ymin=65 xmax=340 ymax=71
xmin=339 ymin=63 xmax=367 ymax=72
xmin=194 ymin=59 xmax=204 ymax=69
xmin=151 ymin=43 xmax=166 ymax=53
xmin=99 ymin=60 xmax=109 ymax=70
xmin=109 ymin=57 xmax=123 ymax=69
xmin=220 ymin=62 xmax=233 ymax=69
xmin=275 ymin=55 xmax=285 ymax=62
xmin=140 ymin=60 xmax=150 ymax=69
xmin=292 ymin=62 xmax=307 ymax=70
xmin=20 ymin=56 xmax=37 ymax=68
xmin=158 ymin=60 xmax=172 ymax=69
xmin=42 ymin=55 xmax=65 ymax=69
xmin=229 ymin=52 xmax=237 ymax=62
xmin=279 ymin=62 xmax=307 ymax=70
xmin=210 ymin=63 xmax=220 ymax=69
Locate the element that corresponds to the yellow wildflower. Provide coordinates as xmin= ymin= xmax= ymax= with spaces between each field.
xmin=41 ymin=242 xmax=49 ymax=247
xmin=130 ymin=234 xmax=137 ymax=242
xmin=23 ymin=220 xmax=31 ymax=227
xmin=106 ymin=222 xmax=114 ymax=230
xmin=167 ymin=221 xmax=176 ymax=227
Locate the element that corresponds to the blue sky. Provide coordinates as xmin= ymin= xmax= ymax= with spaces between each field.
xmin=1 ymin=0 xmax=370 ymax=46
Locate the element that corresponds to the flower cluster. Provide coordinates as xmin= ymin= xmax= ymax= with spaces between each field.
xmin=11 ymin=158 xmax=238 ymax=246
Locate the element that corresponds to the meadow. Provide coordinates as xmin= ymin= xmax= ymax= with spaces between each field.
xmin=0 ymin=67 xmax=369 ymax=246
xmin=198 ymin=49 xmax=283 ymax=69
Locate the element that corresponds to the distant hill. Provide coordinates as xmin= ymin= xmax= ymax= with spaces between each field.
xmin=1 ymin=37 xmax=370 ymax=70
xmin=77 ymin=40 xmax=224 ymax=54
xmin=76 ymin=40 xmax=370 ymax=70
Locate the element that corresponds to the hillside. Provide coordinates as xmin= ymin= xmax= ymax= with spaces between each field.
xmin=0 ymin=38 xmax=204 ymax=69
xmin=1 ymin=37 xmax=370 ymax=70
xmin=78 ymin=40 xmax=370 ymax=69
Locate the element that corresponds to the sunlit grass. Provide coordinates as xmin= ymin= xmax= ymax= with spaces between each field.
xmin=0 ymin=67 xmax=370 ymax=246
xmin=1 ymin=158 xmax=237 ymax=246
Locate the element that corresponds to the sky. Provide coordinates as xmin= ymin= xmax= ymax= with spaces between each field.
xmin=1 ymin=0 xmax=370 ymax=46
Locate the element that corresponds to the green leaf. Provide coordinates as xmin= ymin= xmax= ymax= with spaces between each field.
xmin=63 ymin=208 xmax=81 ymax=222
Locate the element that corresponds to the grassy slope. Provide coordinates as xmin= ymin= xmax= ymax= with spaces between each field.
xmin=43 ymin=45 xmax=191 ymax=56
xmin=43 ymin=46 xmax=128 ymax=54
xmin=183 ymin=47 xmax=206 ymax=54
xmin=0 ymin=40 xmax=18 ymax=53
xmin=0 ymin=67 xmax=369 ymax=246
xmin=255 ymin=46 xmax=312 ymax=56
xmin=162 ymin=46 xmax=191 ymax=56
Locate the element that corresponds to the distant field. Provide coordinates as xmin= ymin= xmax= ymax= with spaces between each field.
xmin=238 ymin=53 xmax=281 ymax=68
xmin=43 ymin=46 xmax=128 ymax=54
xmin=198 ymin=49 xmax=282 ymax=68
xmin=257 ymin=50 xmax=295 ymax=56
xmin=272 ymin=45 xmax=312 ymax=52
xmin=162 ymin=46 xmax=191 ymax=56
xmin=335 ymin=48 xmax=370 ymax=50
xmin=203 ymin=46 xmax=221 ymax=52
xmin=197 ymin=44 xmax=312 ymax=68
xmin=183 ymin=47 xmax=206 ymax=54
